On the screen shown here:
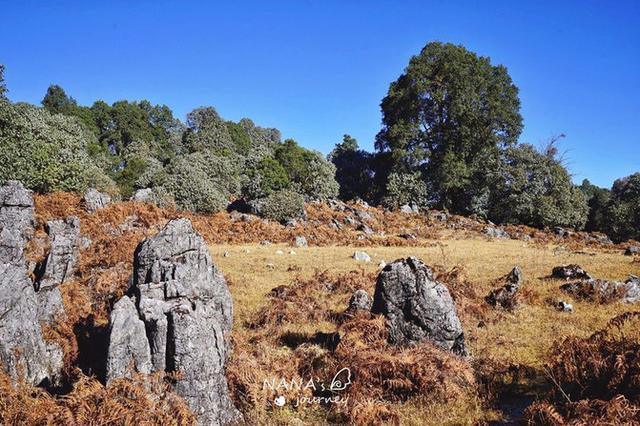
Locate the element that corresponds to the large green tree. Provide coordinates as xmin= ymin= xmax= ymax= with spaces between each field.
xmin=376 ymin=42 xmax=523 ymax=214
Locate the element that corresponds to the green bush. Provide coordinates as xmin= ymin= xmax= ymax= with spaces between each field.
xmin=262 ymin=189 xmax=305 ymax=223
xmin=382 ymin=171 xmax=429 ymax=209
xmin=164 ymin=155 xmax=229 ymax=213
xmin=0 ymin=100 xmax=114 ymax=193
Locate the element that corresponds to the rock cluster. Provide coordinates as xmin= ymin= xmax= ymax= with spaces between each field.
xmin=485 ymin=266 xmax=523 ymax=310
xmin=0 ymin=181 xmax=63 ymax=386
xmin=371 ymin=257 xmax=466 ymax=355
xmin=560 ymin=275 xmax=640 ymax=303
xmin=484 ymin=226 xmax=510 ymax=239
xmin=107 ymin=218 xmax=241 ymax=425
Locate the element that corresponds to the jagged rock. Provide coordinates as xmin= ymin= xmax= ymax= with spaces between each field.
xmin=131 ymin=188 xmax=153 ymax=202
xmin=357 ymin=223 xmax=374 ymax=235
xmin=625 ymin=246 xmax=640 ymax=256
xmin=35 ymin=216 xmax=80 ymax=322
xmin=371 ymin=257 xmax=466 ymax=355
xmin=83 ymin=188 xmax=111 ymax=212
xmin=0 ymin=180 xmax=35 ymax=265
xmin=354 ymin=209 xmax=373 ymax=221
xmin=348 ymin=289 xmax=372 ymax=311
xmin=399 ymin=204 xmax=413 ymax=214
xmin=485 ymin=267 xmax=523 ymax=310
xmin=552 ymin=264 xmax=591 ymax=280
xmin=399 ymin=233 xmax=417 ymax=240
xmin=344 ymin=216 xmax=356 ymax=226
xmin=560 ymin=275 xmax=640 ymax=303
xmin=484 ymin=226 xmax=510 ymax=239
xmin=0 ymin=181 xmax=62 ymax=386
xmin=106 ymin=296 xmax=152 ymax=380
xmin=352 ymin=251 xmax=371 ymax=262
xmin=247 ymin=198 xmax=266 ymax=216
xmin=294 ymin=236 xmax=308 ymax=247
xmin=109 ymin=218 xmax=241 ymax=425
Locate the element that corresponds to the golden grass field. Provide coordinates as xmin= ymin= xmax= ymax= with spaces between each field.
xmin=214 ymin=238 xmax=639 ymax=424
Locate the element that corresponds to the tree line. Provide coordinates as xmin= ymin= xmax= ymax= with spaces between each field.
xmin=0 ymin=42 xmax=637 ymax=242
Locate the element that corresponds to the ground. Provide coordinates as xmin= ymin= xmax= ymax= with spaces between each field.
xmin=214 ymin=239 xmax=639 ymax=424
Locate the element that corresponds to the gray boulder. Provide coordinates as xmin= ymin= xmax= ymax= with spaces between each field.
xmin=560 ymin=275 xmax=640 ymax=303
xmin=83 ymin=188 xmax=111 ymax=212
xmin=371 ymin=257 xmax=466 ymax=355
xmin=485 ymin=266 xmax=523 ymax=310
xmin=35 ymin=216 xmax=80 ymax=322
xmin=109 ymin=218 xmax=241 ymax=424
xmin=625 ymin=246 xmax=640 ymax=256
xmin=484 ymin=226 xmax=510 ymax=239
xmin=0 ymin=181 xmax=63 ymax=386
xmin=294 ymin=236 xmax=308 ymax=247
xmin=0 ymin=180 xmax=35 ymax=265
xmin=552 ymin=264 xmax=591 ymax=280
xmin=348 ymin=289 xmax=372 ymax=312
xmin=352 ymin=251 xmax=371 ymax=262
xmin=106 ymin=296 xmax=152 ymax=380
xmin=131 ymin=188 xmax=153 ymax=203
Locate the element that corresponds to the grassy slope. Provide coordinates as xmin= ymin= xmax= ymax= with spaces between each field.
xmin=215 ymin=240 xmax=639 ymax=424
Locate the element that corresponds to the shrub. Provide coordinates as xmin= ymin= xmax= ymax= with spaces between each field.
xmin=164 ymin=156 xmax=229 ymax=213
xmin=382 ymin=171 xmax=429 ymax=209
xmin=0 ymin=100 xmax=114 ymax=194
xmin=261 ymin=189 xmax=305 ymax=223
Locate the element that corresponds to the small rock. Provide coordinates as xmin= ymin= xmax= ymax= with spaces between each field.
xmin=344 ymin=216 xmax=356 ymax=226
xmin=260 ymin=240 xmax=271 ymax=246
xmin=347 ymin=289 xmax=372 ymax=312
xmin=378 ymin=261 xmax=387 ymax=269
xmin=352 ymin=251 xmax=371 ymax=262
xmin=484 ymin=226 xmax=510 ymax=239
xmin=275 ymin=249 xmax=284 ymax=255
xmin=83 ymin=188 xmax=111 ymax=212
xmin=557 ymin=300 xmax=573 ymax=312
xmin=354 ymin=209 xmax=373 ymax=221
xmin=294 ymin=236 xmax=308 ymax=247
xmin=289 ymin=250 xmax=296 ymax=255
xmin=399 ymin=233 xmax=417 ymax=240
xmin=485 ymin=267 xmax=523 ymax=310
xmin=358 ymin=223 xmax=374 ymax=235
xmin=399 ymin=204 xmax=414 ymax=214
xmin=625 ymin=246 xmax=640 ymax=256
xmin=223 ymin=251 xmax=230 ymax=257
xmin=130 ymin=188 xmax=152 ymax=203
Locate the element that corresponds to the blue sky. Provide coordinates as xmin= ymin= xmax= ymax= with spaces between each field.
xmin=1 ymin=0 xmax=638 ymax=187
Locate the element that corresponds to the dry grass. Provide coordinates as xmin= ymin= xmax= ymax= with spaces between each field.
xmin=1 ymin=192 xmax=637 ymax=425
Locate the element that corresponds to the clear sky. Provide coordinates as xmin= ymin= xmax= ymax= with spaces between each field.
xmin=1 ymin=0 xmax=638 ymax=188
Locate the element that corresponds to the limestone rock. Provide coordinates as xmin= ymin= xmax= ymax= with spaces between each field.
xmin=294 ymin=236 xmax=308 ymax=247
xmin=625 ymin=246 xmax=640 ymax=256
xmin=106 ymin=296 xmax=152 ymax=380
xmin=109 ymin=218 xmax=241 ymax=425
xmin=484 ymin=226 xmax=510 ymax=239
xmin=35 ymin=216 xmax=80 ymax=322
xmin=485 ymin=267 xmax=523 ymax=310
xmin=0 ymin=181 xmax=62 ymax=386
xmin=348 ymin=289 xmax=372 ymax=312
xmin=0 ymin=180 xmax=35 ymax=265
xmin=552 ymin=264 xmax=591 ymax=280
xmin=83 ymin=188 xmax=111 ymax=212
xmin=560 ymin=275 xmax=640 ymax=303
xmin=131 ymin=188 xmax=153 ymax=203
xmin=371 ymin=257 xmax=466 ymax=355
xmin=352 ymin=251 xmax=371 ymax=262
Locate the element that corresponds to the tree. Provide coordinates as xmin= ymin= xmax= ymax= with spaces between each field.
xmin=579 ymin=179 xmax=611 ymax=232
xmin=603 ymin=173 xmax=640 ymax=242
xmin=329 ymin=135 xmax=374 ymax=201
xmin=383 ymin=171 xmax=429 ymax=209
xmin=376 ymin=42 xmax=523 ymax=214
xmin=0 ymin=64 xmax=7 ymax=100
xmin=487 ymin=144 xmax=588 ymax=229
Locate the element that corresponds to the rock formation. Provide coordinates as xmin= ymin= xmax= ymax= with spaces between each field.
xmin=371 ymin=257 xmax=467 ymax=355
xmin=83 ymin=188 xmax=111 ymax=212
xmin=35 ymin=216 xmax=80 ymax=322
xmin=485 ymin=266 xmax=523 ymax=310
xmin=561 ymin=275 xmax=640 ymax=303
xmin=347 ymin=289 xmax=372 ymax=312
xmin=0 ymin=181 xmax=63 ymax=386
xmin=107 ymin=218 xmax=241 ymax=425
xmin=552 ymin=264 xmax=592 ymax=280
